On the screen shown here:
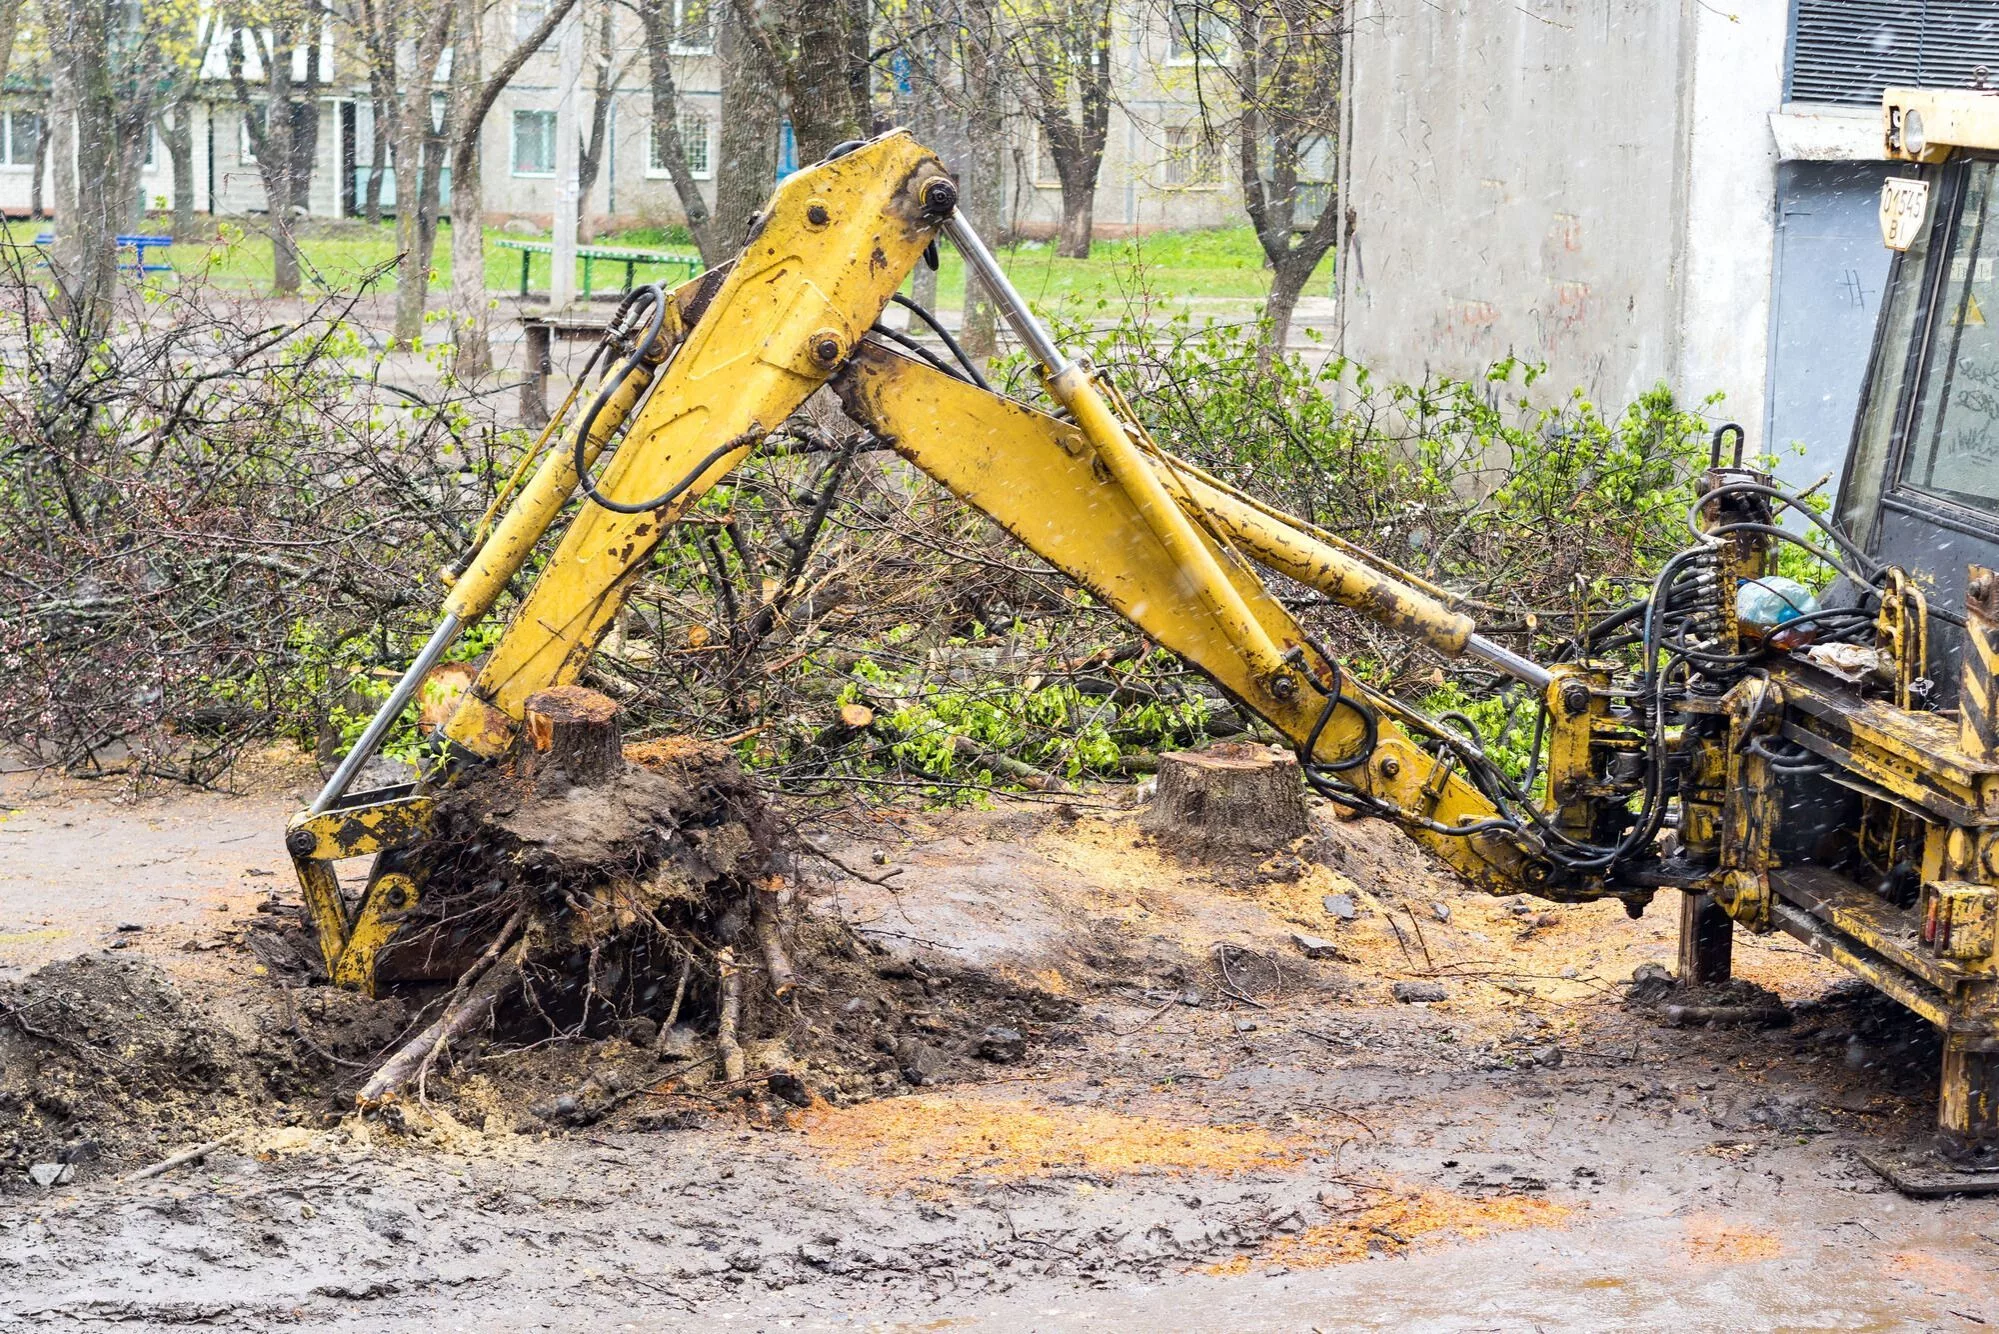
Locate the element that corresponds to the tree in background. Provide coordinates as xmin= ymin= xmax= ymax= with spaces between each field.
xmin=1219 ymin=0 xmax=1341 ymax=350
xmin=445 ymin=0 xmax=581 ymax=375
xmin=226 ymin=3 xmax=327 ymax=295
xmin=574 ymin=0 xmax=639 ymax=240
xmin=1002 ymin=0 xmax=1112 ymax=258
xmin=42 ymin=0 xmax=176 ymax=335
xmin=712 ymin=0 xmax=778 ymax=248
xmin=724 ymin=0 xmax=870 ymax=168
xmin=631 ymin=0 xmax=721 ymax=262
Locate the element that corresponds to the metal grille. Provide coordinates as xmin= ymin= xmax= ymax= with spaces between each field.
xmin=1789 ymin=0 xmax=1999 ymax=105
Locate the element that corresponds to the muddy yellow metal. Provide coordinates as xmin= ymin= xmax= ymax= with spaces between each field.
xmin=441 ymin=133 xmax=955 ymax=757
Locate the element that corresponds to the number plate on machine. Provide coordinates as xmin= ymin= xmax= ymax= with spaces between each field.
xmin=1881 ymin=177 xmax=1931 ymax=251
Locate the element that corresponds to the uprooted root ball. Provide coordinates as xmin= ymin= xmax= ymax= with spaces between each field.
xmin=354 ymin=740 xmax=801 ymax=1102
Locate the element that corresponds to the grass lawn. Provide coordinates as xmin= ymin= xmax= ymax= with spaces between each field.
xmin=7 ymin=217 xmax=1331 ymax=311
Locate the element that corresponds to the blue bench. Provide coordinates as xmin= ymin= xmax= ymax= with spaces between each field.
xmin=34 ymin=233 xmax=174 ymax=274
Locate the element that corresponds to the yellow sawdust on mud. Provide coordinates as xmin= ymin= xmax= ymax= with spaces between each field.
xmin=1683 ymin=1216 xmax=1785 ymax=1263
xmin=797 ymin=1093 xmax=1310 ymax=1185
xmin=625 ymin=736 xmax=720 ymax=770
xmin=1886 ymin=1249 xmax=1989 ymax=1293
xmin=1027 ymin=815 xmax=1843 ymax=1021
xmin=1203 ymin=1185 xmax=1573 ymax=1274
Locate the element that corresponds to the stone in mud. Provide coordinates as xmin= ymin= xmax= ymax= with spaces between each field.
xmin=895 ymin=1037 xmax=946 ymax=1085
xmin=1291 ymin=932 xmax=1347 ymax=961
xmin=766 ymin=1071 xmax=814 ymax=1107
xmin=1322 ymin=894 xmax=1358 ymax=921
xmin=1627 ymin=962 xmax=1676 ymax=1005
xmin=1392 ymin=981 xmax=1447 ymax=1004
xmin=975 ymin=1026 xmax=1026 ymax=1064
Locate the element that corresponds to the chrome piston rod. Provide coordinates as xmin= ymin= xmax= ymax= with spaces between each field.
xmin=307 ymin=614 xmax=462 ymax=815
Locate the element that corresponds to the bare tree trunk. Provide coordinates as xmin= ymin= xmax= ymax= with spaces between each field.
xmin=574 ymin=2 xmax=616 ymax=239
xmin=637 ymin=2 xmax=719 ymax=262
xmin=956 ymin=0 xmax=1005 ymax=360
xmin=715 ymin=0 xmax=779 ymax=250
xmin=0 ymin=0 xmax=21 ymax=84
xmin=417 ymin=117 xmax=446 ymax=262
xmin=1262 ymin=271 xmax=1306 ymax=355
xmin=391 ymin=9 xmax=452 ymax=345
xmin=47 ymin=24 xmax=119 ymax=339
xmin=1230 ymin=0 xmax=1341 ymax=358
xmin=449 ymin=0 xmax=491 ymax=380
xmin=160 ymin=106 xmax=196 ymax=240
xmin=1014 ymin=0 xmax=1113 ymax=260
xmin=228 ymin=25 xmax=305 ymax=295
xmin=29 ymin=107 xmax=48 ymax=220
xmin=1056 ymin=186 xmax=1093 ymax=258
xmin=786 ymin=0 xmax=865 ymax=165
xmin=363 ymin=105 xmax=388 ymax=225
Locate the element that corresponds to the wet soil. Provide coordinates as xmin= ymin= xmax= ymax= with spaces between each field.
xmin=1 ymin=772 xmax=1995 ymax=1329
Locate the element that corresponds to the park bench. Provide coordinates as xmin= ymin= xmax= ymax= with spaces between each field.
xmin=34 ymin=233 xmax=175 ymax=274
xmin=518 ymin=312 xmax=614 ymax=426
xmin=493 ymin=238 xmax=703 ymax=300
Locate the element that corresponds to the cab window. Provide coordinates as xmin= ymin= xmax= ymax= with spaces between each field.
xmin=1904 ymin=159 xmax=1999 ymax=517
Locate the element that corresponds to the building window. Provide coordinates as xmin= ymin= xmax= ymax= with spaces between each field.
xmin=515 ymin=0 xmax=552 ymax=44
xmin=1167 ymin=1 xmax=1227 ymax=65
xmin=1162 ymin=125 xmax=1219 ymax=186
xmin=649 ymin=110 xmax=713 ymax=178
xmin=1 ymin=110 xmax=41 ymax=167
xmin=239 ymin=102 xmax=265 ymax=164
xmin=1030 ymin=128 xmax=1062 ymax=187
xmin=513 ymin=109 xmax=557 ymax=176
xmin=669 ymin=0 xmax=713 ymax=54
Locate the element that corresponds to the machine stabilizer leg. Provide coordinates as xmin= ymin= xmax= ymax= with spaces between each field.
xmin=1676 ymin=890 xmax=1734 ymax=986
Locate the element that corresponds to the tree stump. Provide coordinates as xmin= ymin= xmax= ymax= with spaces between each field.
xmin=522 ymin=686 xmax=625 ymax=786
xmin=1142 ymin=742 xmax=1310 ymax=855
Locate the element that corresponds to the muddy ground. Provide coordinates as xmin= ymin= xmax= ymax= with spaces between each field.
xmin=1 ymin=762 xmax=1996 ymax=1330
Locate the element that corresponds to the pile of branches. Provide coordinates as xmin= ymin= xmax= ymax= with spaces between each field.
xmin=0 ymin=254 xmax=506 ymax=781
xmin=1 ymin=259 xmax=1717 ymax=794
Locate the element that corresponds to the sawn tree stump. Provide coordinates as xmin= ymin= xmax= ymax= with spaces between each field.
xmin=1142 ymin=743 xmax=1310 ymax=855
xmin=522 ymin=686 xmax=625 ymax=785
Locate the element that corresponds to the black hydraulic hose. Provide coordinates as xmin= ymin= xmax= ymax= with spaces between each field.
xmin=569 ymin=285 xmax=759 ymax=518
xmin=868 ymin=324 xmax=969 ymax=383
xmin=1690 ymin=479 xmax=1885 ymax=578
xmin=889 ymin=293 xmax=990 ymax=391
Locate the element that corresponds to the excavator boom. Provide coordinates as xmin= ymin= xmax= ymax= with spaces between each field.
xmin=285 ymin=128 xmax=1999 ymax=1174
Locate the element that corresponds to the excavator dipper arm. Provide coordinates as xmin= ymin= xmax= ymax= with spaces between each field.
xmin=288 ymin=131 xmax=1613 ymax=995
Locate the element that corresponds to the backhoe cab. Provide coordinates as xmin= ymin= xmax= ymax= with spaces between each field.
xmin=289 ymin=111 xmax=1999 ymax=1192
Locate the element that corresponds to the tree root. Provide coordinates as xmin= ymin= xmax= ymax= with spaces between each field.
xmin=359 ymin=925 xmax=528 ymax=1106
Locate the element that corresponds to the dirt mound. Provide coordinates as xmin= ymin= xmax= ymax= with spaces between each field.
xmin=0 ymin=954 xmax=284 ymax=1182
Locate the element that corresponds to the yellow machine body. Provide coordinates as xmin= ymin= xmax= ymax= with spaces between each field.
xmin=288 ymin=123 xmax=1999 ymax=1167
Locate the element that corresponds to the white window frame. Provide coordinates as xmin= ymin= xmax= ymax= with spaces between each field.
xmin=1166 ymin=2 xmax=1227 ymax=66
xmin=668 ymin=0 xmax=714 ymax=55
xmin=648 ymin=109 xmax=714 ymax=179
xmin=1161 ymin=124 xmax=1221 ymax=189
xmin=512 ymin=108 xmax=557 ymax=177
xmin=1029 ymin=127 xmax=1062 ymax=188
xmin=514 ymin=0 xmax=552 ymax=45
xmin=0 ymin=110 xmax=43 ymax=169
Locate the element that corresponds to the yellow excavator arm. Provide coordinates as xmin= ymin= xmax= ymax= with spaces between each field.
xmin=288 ymin=131 xmax=1595 ymax=982
xmin=284 ymin=121 xmax=1999 ymax=1173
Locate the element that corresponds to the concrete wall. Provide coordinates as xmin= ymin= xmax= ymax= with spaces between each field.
xmin=1339 ymin=0 xmax=1684 ymax=405
xmin=1676 ymin=0 xmax=1788 ymax=426
xmin=1338 ymin=0 xmax=1796 ymax=416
